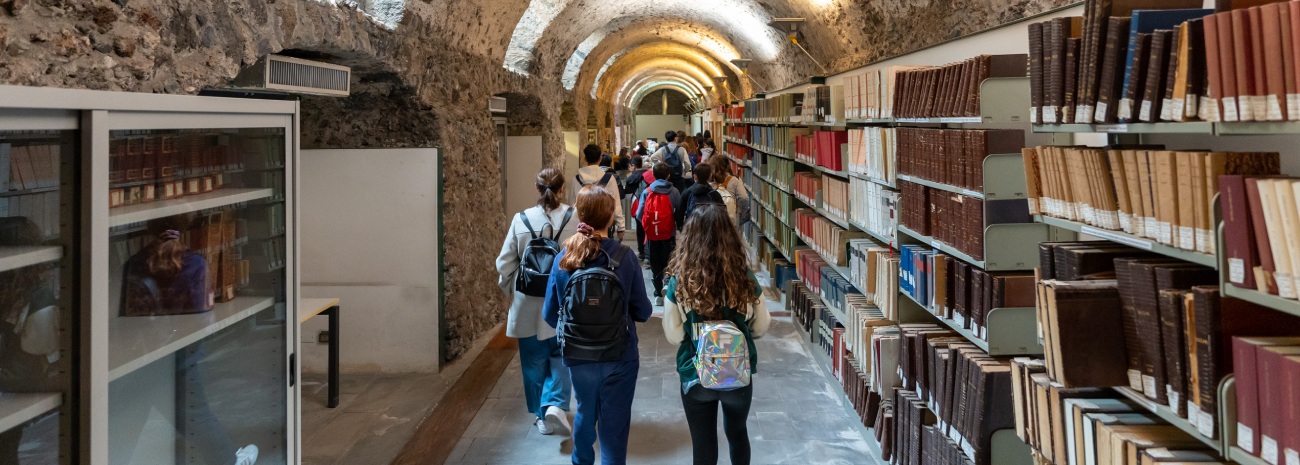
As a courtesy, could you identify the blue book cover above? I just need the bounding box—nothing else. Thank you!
[1121,9,1215,105]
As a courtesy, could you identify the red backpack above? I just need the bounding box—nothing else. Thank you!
[640,191,676,241]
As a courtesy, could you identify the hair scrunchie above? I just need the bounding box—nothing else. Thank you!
[160,229,181,241]
[576,222,595,236]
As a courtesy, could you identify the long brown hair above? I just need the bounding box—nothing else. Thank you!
[145,216,190,277]
[536,167,565,211]
[666,205,758,318]
[558,185,616,271]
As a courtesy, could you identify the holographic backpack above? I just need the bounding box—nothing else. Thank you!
[694,319,752,391]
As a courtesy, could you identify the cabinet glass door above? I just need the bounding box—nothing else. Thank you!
[0,127,75,465]
[104,127,288,465]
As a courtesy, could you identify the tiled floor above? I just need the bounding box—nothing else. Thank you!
[442,313,881,465]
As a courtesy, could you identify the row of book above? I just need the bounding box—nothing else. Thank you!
[793,247,857,317]
[741,93,802,123]
[899,246,1036,340]
[892,325,1017,465]
[1221,175,1300,301]
[888,54,1028,119]
[795,85,843,124]
[896,128,1024,193]
[1,193,60,240]
[1232,336,1300,465]
[849,178,899,245]
[722,106,745,122]
[755,206,795,259]
[844,66,922,120]
[793,208,866,267]
[792,172,823,209]
[1033,242,1300,442]
[725,143,753,166]
[2,143,61,192]
[756,154,793,191]
[1009,358,1227,465]
[847,127,897,184]
[794,130,849,172]
[751,176,793,226]
[112,209,253,316]
[747,125,806,157]
[1022,146,1279,255]
[787,280,832,350]
[899,180,990,261]
[847,240,889,302]
[725,125,748,144]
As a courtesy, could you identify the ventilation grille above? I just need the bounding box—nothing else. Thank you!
[489,97,508,113]
[236,55,351,97]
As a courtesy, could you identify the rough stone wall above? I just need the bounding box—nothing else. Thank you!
[635,89,691,116]
[300,73,441,149]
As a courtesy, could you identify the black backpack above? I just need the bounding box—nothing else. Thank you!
[514,208,574,297]
[662,145,685,178]
[558,246,630,362]
[680,187,724,226]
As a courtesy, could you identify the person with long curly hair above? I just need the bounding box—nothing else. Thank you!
[661,206,771,465]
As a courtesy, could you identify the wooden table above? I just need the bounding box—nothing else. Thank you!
[300,298,341,408]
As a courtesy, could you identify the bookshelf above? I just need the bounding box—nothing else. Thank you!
[1034,120,1300,136]
[0,86,302,464]
[897,223,1049,272]
[899,292,1042,356]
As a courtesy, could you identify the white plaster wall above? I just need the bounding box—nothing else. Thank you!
[635,115,689,144]
[505,136,544,215]
[299,148,441,373]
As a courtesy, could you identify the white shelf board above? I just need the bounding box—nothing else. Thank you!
[848,172,897,189]
[0,246,62,273]
[110,188,274,227]
[897,225,987,269]
[1033,215,1217,269]
[109,296,276,380]
[896,174,984,199]
[1227,447,1269,465]
[0,392,61,432]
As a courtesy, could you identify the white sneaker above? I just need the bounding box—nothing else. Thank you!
[234,444,259,465]
[655,296,665,306]
[536,418,553,435]
[543,405,571,436]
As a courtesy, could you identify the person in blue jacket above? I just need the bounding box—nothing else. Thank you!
[543,185,653,465]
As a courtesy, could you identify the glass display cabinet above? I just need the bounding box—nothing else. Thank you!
[0,86,300,465]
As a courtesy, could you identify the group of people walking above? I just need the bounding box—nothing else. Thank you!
[495,133,765,465]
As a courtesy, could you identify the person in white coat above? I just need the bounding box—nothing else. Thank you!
[495,167,576,437]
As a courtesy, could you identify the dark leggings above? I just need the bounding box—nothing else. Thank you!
[680,384,753,465]
[647,238,675,296]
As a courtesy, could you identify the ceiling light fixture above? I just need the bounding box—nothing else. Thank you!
[711,76,742,102]
[771,18,829,75]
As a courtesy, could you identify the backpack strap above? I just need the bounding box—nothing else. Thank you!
[576,174,586,187]
[607,245,628,271]
[599,172,614,187]
[519,212,540,240]
[553,207,575,241]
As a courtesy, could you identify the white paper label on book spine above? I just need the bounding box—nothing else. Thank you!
[1161,98,1174,121]
[1080,105,1094,122]
[1179,227,1195,251]
[1240,424,1256,452]
[1142,376,1158,398]
[1223,97,1240,122]
[1171,99,1186,121]
[1094,103,1108,123]
[1128,370,1143,391]
[1277,273,1297,299]
[1196,412,1214,437]
[1118,99,1134,121]
[1139,100,1154,121]
[1043,106,1058,124]
[1197,229,1214,255]
[1251,95,1268,121]
[1063,106,1076,123]
[1269,96,1286,121]
[1230,258,1248,284]
[1028,198,1038,214]
[1200,97,1217,121]
[1166,388,1179,411]
[1289,95,1300,120]
[1287,449,1299,465]
[1264,437,1281,464]
[1030,109,1038,124]
[1187,94,1201,118]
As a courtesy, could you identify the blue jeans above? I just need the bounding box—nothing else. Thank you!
[517,336,571,419]
[569,360,639,465]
